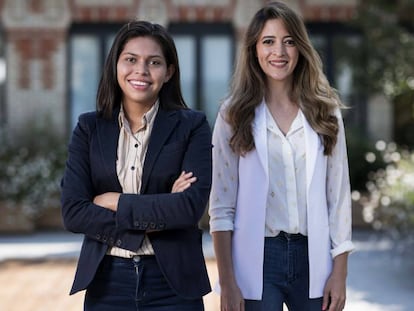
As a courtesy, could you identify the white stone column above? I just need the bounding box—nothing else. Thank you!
[367,94,393,142]
[136,0,168,26]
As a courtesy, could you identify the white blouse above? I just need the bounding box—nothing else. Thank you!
[265,107,307,237]
[107,101,159,258]
[209,101,354,258]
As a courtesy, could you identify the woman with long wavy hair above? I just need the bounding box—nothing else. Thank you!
[209,2,354,311]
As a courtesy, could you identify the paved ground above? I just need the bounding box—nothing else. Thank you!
[0,229,413,311]
[346,230,414,311]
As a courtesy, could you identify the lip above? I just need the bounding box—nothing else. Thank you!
[128,79,151,89]
[269,60,288,67]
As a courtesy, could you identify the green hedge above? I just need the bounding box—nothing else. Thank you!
[0,124,66,217]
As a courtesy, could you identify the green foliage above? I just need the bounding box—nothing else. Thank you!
[346,127,385,191]
[0,123,67,217]
[361,141,414,239]
[350,0,414,98]
[349,2,414,242]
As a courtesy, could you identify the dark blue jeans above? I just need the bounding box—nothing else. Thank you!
[84,255,204,311]
[245,232,323,311]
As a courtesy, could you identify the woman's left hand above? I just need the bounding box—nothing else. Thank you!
[322,273,346,311]
[322,252,349,311]
[93,192,121,211]
[171,171,197,193]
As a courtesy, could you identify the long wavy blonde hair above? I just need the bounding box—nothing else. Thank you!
[226,1,343,156]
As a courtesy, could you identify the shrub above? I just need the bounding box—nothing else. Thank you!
[360,141,414,246]
[346,127,385,191]
[0,123,66,218]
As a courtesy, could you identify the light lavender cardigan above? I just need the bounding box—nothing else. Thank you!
[209,100,354,299]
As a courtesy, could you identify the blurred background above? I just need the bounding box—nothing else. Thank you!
[0,0,413,310]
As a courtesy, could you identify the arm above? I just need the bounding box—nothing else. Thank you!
[93,171,197,211]
[60,113,121,242]
[323,252,349,311]
[323,110,355,311]
[209,106,243,310]
[115,112,212,231]
[327,111,354,256]
[61,112,211,244]
[212,231,245,311]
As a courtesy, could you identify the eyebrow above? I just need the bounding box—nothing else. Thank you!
[121,52,163,58]
[260,35,293,40]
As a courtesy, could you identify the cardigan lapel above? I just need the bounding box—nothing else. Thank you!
[301,111,320,192]
[252,101,268,177]
[140,108,179,193]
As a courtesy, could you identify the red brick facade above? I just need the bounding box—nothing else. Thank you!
[0,0,358,132]
[303,5,355,21]
[10,30,65,90]
[2,0,358,90]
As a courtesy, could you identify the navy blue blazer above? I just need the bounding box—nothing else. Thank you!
[61,106,212,298]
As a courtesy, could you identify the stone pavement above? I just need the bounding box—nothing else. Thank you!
[0,232,219,311]
[346,230,414,311]
[0,229,413,311]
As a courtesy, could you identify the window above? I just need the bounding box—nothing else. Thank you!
[69,23,235,130]
[68,24,120,129]
[169,23,235,126]
[307,23,365,132]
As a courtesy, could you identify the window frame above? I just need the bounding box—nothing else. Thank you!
[0,26,5,126]
[67,23,122,132]
[168,22,235,123]
[306,22,366,133]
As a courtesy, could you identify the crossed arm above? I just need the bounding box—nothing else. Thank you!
[93,171,197,211]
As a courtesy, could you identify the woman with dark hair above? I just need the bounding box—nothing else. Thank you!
[209,2,354,311]
[61,20,212,310]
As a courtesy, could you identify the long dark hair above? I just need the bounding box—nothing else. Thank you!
[227,1,342,156]
[97,20,187,118]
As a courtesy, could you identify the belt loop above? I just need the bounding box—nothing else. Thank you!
[285,232,291,241]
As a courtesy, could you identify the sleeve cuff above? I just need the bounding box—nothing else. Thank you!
[331,240,355,258]
[209,219,234,233]
[116,194,131,230]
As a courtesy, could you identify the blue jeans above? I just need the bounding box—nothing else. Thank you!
[84,255,204,311]
[245,232,323,311]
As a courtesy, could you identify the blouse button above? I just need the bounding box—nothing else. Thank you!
[134,143,139,148]
[131,166,135,170]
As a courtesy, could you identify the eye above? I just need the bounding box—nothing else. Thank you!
[262,39,274,45]
[149,60,162,66]
[283,38,296,46]
[126,57,136,63]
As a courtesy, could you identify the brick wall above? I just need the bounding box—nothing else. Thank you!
[0,0,358,134]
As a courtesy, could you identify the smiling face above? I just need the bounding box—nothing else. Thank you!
[117,36,174,110]
[256,18,299,88]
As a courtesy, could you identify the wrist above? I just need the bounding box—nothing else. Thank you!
[332,252,349,278]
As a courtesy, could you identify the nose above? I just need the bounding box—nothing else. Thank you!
[272,41,285,56]
[134,61,148,75]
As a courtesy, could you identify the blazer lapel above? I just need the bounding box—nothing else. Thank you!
[96,109,122,190]
[141,108,179,193]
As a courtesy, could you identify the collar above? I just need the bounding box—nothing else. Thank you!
[118,100,160,133]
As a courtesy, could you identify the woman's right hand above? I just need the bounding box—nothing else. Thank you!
[220,281,245,311]
[171,171,197,193]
